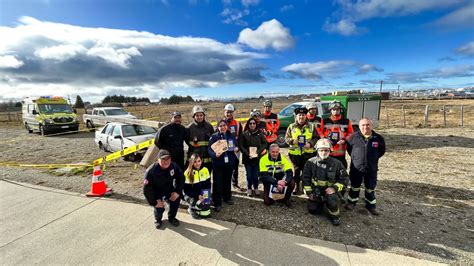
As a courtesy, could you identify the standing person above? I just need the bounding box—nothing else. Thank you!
[345,118,385,215]
[208,120,239,212]
[186,105,214,172]
[154,111,186,170]
[245,109,266,132]
[285,107,319,195]
[306,102,322,135]
[223,103,243,190]
[143,149,184,229]
[302,139,349,226]
[239,118,267,197]
[262,100,280,146]
[259,144,294,207]
[183,153,212,219]
[320,101,353,169]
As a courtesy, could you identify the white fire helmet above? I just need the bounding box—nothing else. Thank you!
[192,105,205,116]
[224,104,235,111]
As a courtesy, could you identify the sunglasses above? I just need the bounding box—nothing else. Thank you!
[249,122,256,125]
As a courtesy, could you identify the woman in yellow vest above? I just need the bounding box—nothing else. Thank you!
[183,153,212,219]
[285,107,319,195]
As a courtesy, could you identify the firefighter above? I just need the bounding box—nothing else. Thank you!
[285,107,319,195]
[345,118,385,215]
[143,149,184,229]
[262,100,280,146]
[306,102,322,135]
[320,101,353,169]
[259,143,295,207]
[154,111,187,170]
[224,103,243,190]
[302,138,349,226]
[186,105,214,172]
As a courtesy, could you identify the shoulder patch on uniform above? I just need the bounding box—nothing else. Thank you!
[143,179,149,185]
[170,169,175,176]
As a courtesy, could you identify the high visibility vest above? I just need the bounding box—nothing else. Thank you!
[321,116,353,157]
[184,167,211,184]
[287,123,316,156]
[263,112,280,143]
[259,153,292,180]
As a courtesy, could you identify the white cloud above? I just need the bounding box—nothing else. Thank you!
[0,17,267,102]
[382,64,474,83]
[324,0,466,35]
[238,19,295,51]
[455,41,474,57]
[432,2,474,29]
[35,44,87,61]
[0,55,24,68]
[280,5,294,12]
[242,0,259,7]
[281,60,356,80]
[323,19,363,36]
[281,60,385,80]
[357,64,384,75]
[221,8,250,26]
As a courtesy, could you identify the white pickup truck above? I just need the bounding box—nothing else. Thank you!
[83,107,137,128]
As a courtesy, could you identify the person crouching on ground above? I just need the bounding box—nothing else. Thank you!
[259,144,295,207]
[208,119,238,212]
[143,149,184,229]
[239,117,267,197]
[302,139,349,226]
[183,153,212,219]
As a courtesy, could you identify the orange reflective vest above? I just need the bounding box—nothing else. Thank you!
[263,112,280,143]
[321,115,353,157]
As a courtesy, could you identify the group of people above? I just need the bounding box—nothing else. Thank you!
[143,100,385,229]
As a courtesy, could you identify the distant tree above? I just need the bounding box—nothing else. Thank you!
[74,95,85,108]
[102,94,150,104]
[259,95,264,100]
[15,102,22,108]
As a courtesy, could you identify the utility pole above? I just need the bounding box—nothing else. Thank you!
[379,80,383,93]
[398,85,400,96]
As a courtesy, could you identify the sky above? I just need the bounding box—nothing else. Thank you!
[0,0,473,103]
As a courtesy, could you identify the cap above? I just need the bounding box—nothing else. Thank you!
[294,107,308,115]
[171,111,181,118]
[158,149,171,159]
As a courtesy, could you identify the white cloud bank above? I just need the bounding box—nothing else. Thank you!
[0,16,266,102]
[281,60,383,80]
[238,19,295,51]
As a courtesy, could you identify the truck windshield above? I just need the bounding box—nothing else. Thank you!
[38,104,73,114]
[122,125,157,137]
[279,104,303,116]
[104,109,129,116]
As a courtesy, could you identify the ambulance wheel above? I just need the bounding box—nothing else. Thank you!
[39,125,48,136]
[25,123,33,133]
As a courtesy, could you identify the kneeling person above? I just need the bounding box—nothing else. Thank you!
[259,144,295,207]
[143,149,184,229]
[183,153,212,219]
[302,139,348,226]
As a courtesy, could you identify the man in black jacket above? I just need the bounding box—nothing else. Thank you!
[155,111,187,170]
[346,118,386,215]
[143,149,184,229]
[186,105,214,171]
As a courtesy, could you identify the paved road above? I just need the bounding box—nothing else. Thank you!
[0,179,443,265]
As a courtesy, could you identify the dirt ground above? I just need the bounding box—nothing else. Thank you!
[0,122,473,264]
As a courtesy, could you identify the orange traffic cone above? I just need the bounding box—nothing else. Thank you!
[86,165,112,197]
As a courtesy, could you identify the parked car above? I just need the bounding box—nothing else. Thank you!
[83,107,137,128]
[94,122,157,161]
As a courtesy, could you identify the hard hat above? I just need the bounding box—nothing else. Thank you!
[329,101,342,110]
[306,102,318,110]
[316,138,332,150]
[192,105,205,116]
[263,100,272,107]
[224,104,235,111]
[250,108,262,118]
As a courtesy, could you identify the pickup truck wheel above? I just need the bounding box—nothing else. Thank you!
[86,121,95,130]
[276,129,288,148]
[125,153,136,162]
[25,123,33,133]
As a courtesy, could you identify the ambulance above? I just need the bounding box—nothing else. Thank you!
[22,96,79,135]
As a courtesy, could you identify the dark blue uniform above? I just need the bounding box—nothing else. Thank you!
[346,130,385,210]
[143,162,184,224]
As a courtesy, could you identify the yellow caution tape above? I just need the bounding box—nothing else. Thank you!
[210,117,249,126]
[92,139,154,166]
